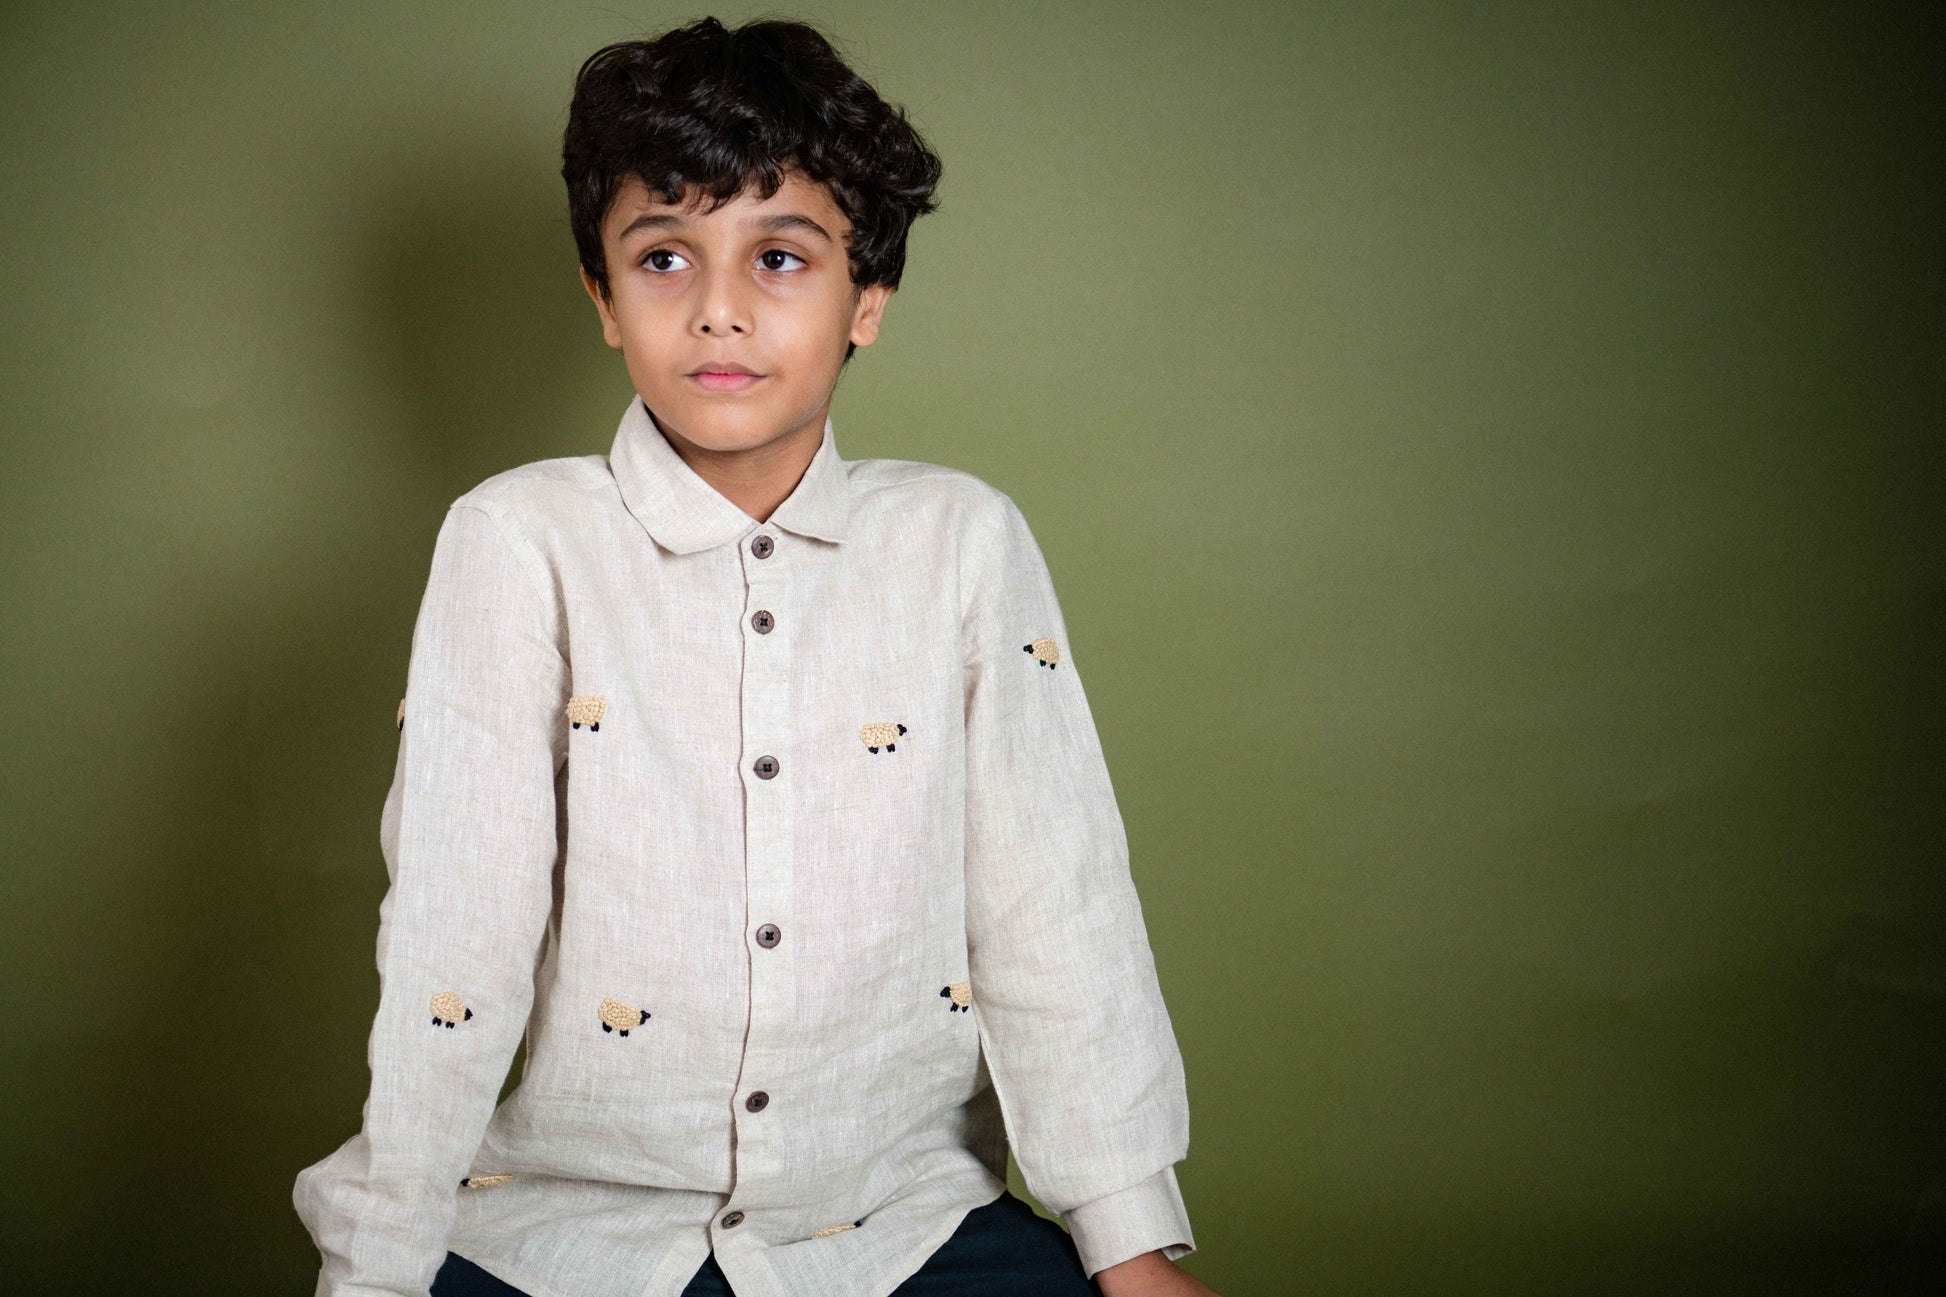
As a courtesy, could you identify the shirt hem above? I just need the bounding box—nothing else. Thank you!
[858,1176,1008,1297]
[448,1248,581,1297]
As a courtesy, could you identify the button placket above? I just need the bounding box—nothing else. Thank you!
[733,525,797,1190]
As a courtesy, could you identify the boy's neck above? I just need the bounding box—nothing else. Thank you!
[646,405,826,524]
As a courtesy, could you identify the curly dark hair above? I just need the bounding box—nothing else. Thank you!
[562,16,944,363]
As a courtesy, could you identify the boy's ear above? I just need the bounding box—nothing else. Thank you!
[580,265,623,350]
[848,283,894,350]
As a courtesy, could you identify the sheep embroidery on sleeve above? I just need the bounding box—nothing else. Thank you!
[810,1220,865,1239]
[1023,637,1061,668]
[566,694,607,731]
[429,991,473,1028]
[860,721,906,753]
[460,1174,515,1189]
[598,997,651,1036]
[940,981,972,1012]
[396,697,406,730]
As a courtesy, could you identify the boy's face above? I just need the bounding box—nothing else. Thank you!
[580,170,891,459]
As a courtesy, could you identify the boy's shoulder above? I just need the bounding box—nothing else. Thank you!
[842,453,1015,515]
[831,455,1034,568]
[448,452,614,524]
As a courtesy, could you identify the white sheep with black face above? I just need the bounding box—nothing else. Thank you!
[940,981,972,1012]
[598,996,650,1036]
[1023,637,1060,668]
[460,1174,514,1189]
[566,694,607,731]
[429,991,472,1028]
[860,721,906,753]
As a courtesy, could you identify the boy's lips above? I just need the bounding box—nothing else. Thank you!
[688,370,766,392]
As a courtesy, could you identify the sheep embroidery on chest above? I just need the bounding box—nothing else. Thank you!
[1023,637,1061,668]
[940,981,972,1012]
[460,1174,515,1189]
[429,991,472,1028]
[598,997,651,1036]
[566,694,607,731]
[860,721,907,753]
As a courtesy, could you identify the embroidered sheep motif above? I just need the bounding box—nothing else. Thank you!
[860,722,906,753]
[396,697,406,730]
[429,991,473,1028]
[1023,637,1061,668]
[598,997,651,1036]
[940,981,972,1012]
[810,1220,865,1239]
[460,1174,515,1189]
[567,695,607,731]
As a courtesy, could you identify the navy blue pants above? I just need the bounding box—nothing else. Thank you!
[430,1189,1104,1296]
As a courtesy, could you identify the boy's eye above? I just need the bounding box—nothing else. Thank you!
[640,248,808,273]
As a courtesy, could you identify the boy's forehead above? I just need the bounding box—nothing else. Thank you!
[604,172,846,238]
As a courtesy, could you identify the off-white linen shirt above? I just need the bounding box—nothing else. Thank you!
[292,395,1195,1297]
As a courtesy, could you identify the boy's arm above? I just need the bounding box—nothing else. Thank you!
[961,492,1196,1279]
[293,503,567,1297]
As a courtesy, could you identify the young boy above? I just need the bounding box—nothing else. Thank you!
[294,17,1212,1297]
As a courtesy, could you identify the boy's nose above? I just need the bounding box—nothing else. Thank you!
[694,270,753,335]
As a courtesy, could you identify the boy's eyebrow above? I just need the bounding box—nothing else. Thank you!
[615,211,835,244]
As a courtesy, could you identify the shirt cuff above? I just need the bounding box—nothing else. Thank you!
[1061,1164,1197,1279]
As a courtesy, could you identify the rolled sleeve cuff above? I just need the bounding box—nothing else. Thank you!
[1062,1164,1197,1279]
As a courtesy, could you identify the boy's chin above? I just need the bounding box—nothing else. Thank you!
[646,399,800,455]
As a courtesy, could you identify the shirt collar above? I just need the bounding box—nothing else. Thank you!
[608,394,854,554]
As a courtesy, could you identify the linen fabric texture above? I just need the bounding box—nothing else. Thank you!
[291,395,1195,1297]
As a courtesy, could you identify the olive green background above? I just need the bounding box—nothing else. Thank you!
[1,2,1940,1293]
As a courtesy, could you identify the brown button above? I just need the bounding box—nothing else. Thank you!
[751,609,774,634]
[755,923,781,948]
[745,1090,769,1112]
[753,754,779,779]
[721,1210,745,1229]
[749,534,775,559]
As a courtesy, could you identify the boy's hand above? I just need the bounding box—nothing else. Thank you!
[1094,1249,1222,1297]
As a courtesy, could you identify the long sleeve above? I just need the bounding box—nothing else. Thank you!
[960,491,1196,1278]
[293,503,568,1297]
